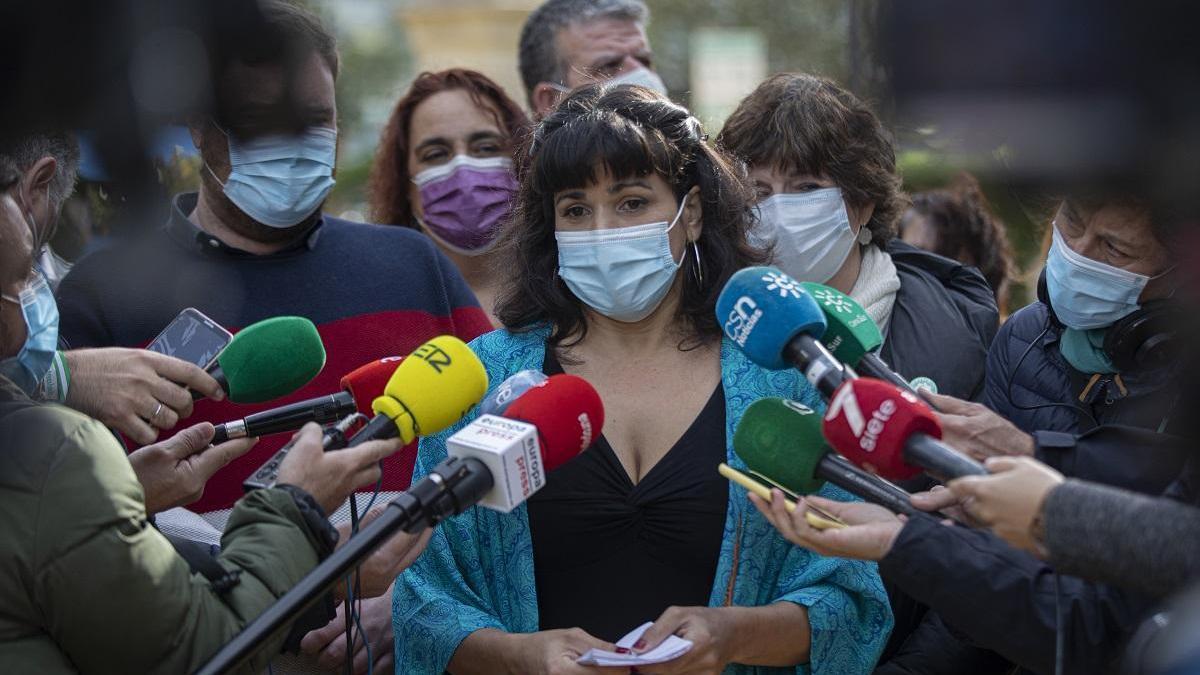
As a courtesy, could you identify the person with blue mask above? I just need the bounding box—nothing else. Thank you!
[393,83,891,675]
[774,195,1189,675]
[0,131,232,445]
[52,2,492,672]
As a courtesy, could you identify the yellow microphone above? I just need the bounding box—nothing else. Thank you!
[353,335,489,445]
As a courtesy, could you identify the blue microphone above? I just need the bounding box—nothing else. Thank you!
[479,369,550,417]
[716,266,851,398]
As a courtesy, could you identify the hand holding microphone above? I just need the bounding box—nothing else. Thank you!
[947,456,1065,555]
[924,392,1035,461]
[63,348,226,445]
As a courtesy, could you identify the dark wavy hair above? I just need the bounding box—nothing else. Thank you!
[368,69,531,227]
[906,173,1016,310]
[494,84,765,347]
[717,72,906,245]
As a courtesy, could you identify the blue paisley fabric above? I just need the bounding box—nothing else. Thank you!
[393,325,892,674]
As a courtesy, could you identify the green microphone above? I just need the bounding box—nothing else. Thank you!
[733,397,925,516]
[201,316,326,403]
[799,282,932,400]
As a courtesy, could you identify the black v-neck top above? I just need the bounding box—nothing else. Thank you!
[527,351,729,642]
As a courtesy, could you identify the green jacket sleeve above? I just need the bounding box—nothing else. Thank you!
[29,410,323,674]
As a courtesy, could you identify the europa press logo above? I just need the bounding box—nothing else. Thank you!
[762,271,803,299]
[812,288,854,314]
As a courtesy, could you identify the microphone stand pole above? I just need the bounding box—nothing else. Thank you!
[196,457,490,675]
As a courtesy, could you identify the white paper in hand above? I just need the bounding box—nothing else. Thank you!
[575,621,693,667]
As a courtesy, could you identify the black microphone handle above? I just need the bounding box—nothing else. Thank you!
[856,353,915,393]
[245,391,356,437]
[213,392,358,444]
[784,334,854,399]
[815,453,922,516]
[856,353,942,413]
[905,433,988,480]
[196,456,493,675]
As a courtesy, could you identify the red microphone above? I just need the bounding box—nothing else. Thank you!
[340,356,405,415]
[444,373,604,512]
[821,377,986,481]
[238,357,404,491]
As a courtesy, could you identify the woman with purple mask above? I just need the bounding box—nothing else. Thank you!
[369,69,532,324]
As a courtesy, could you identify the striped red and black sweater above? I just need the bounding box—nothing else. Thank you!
[56,192,492,512]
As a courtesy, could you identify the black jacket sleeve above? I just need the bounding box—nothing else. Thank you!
[878,514,1155,675]
[1035,426,1190,498]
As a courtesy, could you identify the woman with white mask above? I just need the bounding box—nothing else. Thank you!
[369,69,531,325]
[718,73,999,407]
[393,83,891,675]
[719,72,1001,670]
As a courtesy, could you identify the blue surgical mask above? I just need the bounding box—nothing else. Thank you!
[206,126,337,228]
[1,267,59,395]
[1046,225,1166,330]
[555,195,688,323]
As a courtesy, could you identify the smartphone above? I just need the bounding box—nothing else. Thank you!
[147,308,232,370]
[718,463,847,530]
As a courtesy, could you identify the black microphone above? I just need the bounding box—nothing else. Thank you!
[212,392,356,444]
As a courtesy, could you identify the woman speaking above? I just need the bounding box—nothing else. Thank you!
[393,84,890,675]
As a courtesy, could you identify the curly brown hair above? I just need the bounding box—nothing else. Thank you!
[495,83,766,347]
[716,73,906,245]
[906,173,1016,310]
[367,69,531,227]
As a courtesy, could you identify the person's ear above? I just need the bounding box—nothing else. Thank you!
[19,156,58,237]
[531,83,566,119]
[683,185,703,241]
[849,200,876,233]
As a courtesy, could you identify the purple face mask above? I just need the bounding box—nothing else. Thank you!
[413,155,518,254]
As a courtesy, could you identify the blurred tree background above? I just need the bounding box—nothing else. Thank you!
[104,0,1048,307]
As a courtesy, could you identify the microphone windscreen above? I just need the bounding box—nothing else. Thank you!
[800,282,883,367]
[733,397,827,495]
[479,370,550,417]
[216,316,326,403]
[373,336,488,443]
[716,266,827,370]
[821,378,942,481]
[340,356,404,414]
[503,373,604,473]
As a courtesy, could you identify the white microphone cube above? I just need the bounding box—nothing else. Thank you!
[446,414,545,513]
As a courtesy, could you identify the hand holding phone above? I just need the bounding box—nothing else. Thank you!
[719,463,846,530]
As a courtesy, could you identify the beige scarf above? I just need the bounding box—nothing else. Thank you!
[849,244,901,337]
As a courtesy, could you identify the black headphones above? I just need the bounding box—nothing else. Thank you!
[1037,268,1181,373]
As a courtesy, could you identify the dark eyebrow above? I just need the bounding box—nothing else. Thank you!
[467,130,505,143]
[609,179,651,193]
[589,53,625,70]
[555,190,586,205]
[414,136,451,153]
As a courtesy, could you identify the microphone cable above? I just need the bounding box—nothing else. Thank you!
[1005,323,1099,428]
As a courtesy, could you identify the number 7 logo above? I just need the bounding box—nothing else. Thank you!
[825,382,865,438]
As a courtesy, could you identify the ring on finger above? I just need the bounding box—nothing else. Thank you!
[151,401,164,421]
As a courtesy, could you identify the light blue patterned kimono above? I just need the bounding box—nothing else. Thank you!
[393,326,892,674]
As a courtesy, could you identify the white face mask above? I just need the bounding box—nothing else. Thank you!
[606,67,668,95]
[756,187,857,284]
[550,67,669,97]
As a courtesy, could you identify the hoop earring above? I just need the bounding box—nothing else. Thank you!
[690,240,703,285]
